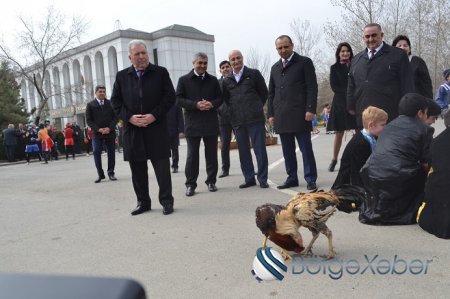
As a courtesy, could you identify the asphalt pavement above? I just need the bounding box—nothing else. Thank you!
[0,120,449,298]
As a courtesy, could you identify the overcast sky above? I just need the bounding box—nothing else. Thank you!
[0,0,341,74]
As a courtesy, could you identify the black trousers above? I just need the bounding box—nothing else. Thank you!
[129,158,174,208]
[185,135,218,188]
[219,124,233,172]
[169,134,180,168]
[4,145,16,162]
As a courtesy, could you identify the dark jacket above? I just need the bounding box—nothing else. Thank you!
[85,99,117,139]
[176,70,222,137]
[217,77,232,126]
[359,115,433,225]
[419,127,450,239]
[111,64,175,162]
[268,52,318,133]
[410,55,433,99]
[327,62,356,131]
[2,128,19,145]
[347,42,414,128]
[222,66,268,128]
[332,130,370,189]
[166,105,184,136]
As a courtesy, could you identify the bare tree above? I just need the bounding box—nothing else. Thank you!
[289,19,325,71]
[0,6,87,124]
[245,47,272,84]
[324,0,386,52]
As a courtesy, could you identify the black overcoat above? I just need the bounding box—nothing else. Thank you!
[110,64,175,162]
[268,52,318,133]
[175,70,222,137]
[419,127,450,239]
[332,130,370,189]
[410,56,433,99]
[347,43,414,128]
[327,62,356,131]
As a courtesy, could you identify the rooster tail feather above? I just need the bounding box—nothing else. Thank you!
[332,184,366,213]
[275,206,300,236]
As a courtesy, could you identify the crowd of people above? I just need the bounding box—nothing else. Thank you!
[2,22,449,238]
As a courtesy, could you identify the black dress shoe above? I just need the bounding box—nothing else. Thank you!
[162,206,174,215]
[94,174,106,183]
[172,167,178,173]
[277,182,299,189]
[218,171,229,178]
[260,182,269,188]
[185,186,195,196]
[108,175,117,181]
[328,160,337,172]
[307,182,318,191]
[208,183,218,192]
[239,181,256,189]
[131,205,151,216]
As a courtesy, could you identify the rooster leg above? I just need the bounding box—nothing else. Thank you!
[262,236,268,248]
[323,227,336,260]
[280,248,292,260]
[302,231,320,257]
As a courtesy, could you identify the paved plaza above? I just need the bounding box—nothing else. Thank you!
[1,121,449,298]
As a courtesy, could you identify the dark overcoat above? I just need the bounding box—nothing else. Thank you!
[347,42,414,127]
[110,64,175,162]
[268,52,318,133]
[419,127,450,239]
[327,62,356,131]
[175,70,222,137]
[331,130,370,189]
[410,56,433,99]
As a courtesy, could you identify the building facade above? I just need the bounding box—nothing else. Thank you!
[20,24,215,129]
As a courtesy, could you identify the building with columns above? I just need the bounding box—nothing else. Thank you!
[19,24,215,129]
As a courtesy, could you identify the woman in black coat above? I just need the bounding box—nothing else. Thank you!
[327,42,357,171]
[392,35,433,99]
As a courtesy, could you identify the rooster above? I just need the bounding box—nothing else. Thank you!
[255,204,304,260]
[255,185,365,260]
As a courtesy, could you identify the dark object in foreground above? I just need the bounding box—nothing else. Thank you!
[0,272,146,299]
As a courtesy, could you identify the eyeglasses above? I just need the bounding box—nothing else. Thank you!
[364,33,379,39]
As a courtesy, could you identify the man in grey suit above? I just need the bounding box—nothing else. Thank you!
[2,124,20,162]
[268,35,318,191]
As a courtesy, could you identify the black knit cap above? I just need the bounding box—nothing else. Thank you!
[444,69,450,80]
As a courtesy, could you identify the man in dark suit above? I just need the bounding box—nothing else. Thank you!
[268,35,318,191]
[2,124,20,162]
[111,40,175,216]
[222,50,269,189]
[217,60,233,178]
[166,104,184,174]
[176,52,222,196]
[347,23,414,128]
[86,85,117,183]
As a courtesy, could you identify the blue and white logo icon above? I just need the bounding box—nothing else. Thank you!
[251,247,287,282]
